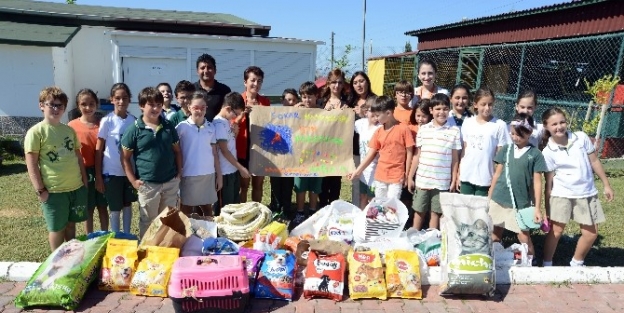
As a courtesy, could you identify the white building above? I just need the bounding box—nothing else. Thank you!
[0,0,320,135]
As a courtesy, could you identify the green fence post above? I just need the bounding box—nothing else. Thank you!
[413,54,420,87]
[455,50,463,84]
[475,48,485,89]
[599,34,624,157]
[514,45,527,100]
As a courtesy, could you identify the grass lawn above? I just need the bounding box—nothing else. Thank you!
[1,158,623,266]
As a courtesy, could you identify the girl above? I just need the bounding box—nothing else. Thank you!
[409,98,433,129]
[353,98,380,209]
[459,87,510,196]
[320,69,349,208]
[68,89,108,234]
[410,60,449,107]
[515,90,543,147]
[447,84,473,127]
[488,113,548,259]
[348,71,377,205]
[157,82,179,120]
[281,88,299,106]
[540,108,614,267]
[95,83,136,234]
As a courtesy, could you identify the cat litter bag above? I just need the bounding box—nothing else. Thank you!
[15,234,113,310]
[439,193,495,296]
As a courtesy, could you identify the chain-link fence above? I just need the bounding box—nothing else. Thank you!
[373,32,624,159]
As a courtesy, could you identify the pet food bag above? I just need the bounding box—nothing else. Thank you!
[99,238,139,291]
[348,249,386,300]
[293,240,311,292]
[255,221,288,248]
[284,235,314,253]
[239,247,265,295]
[255,250,296,301]
[385,250,422,299]
[404,228,442,266]
[15,234,113,310]
[439,193,495,296]
[354,198,409,243]
[303,251,346,301]
[129,246,179,297]
[202,237,239,255]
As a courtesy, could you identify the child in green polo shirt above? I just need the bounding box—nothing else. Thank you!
[25,86,89,251]
[168,80,196,126]
[121,87,182,237]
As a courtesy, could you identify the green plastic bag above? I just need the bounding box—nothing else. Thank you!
[15,233,113,310]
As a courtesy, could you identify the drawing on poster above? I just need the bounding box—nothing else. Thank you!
[259,124,293,154]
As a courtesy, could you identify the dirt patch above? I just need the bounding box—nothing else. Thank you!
[0,208,30,218]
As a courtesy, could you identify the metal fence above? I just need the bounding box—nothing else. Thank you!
[375,32,624,159]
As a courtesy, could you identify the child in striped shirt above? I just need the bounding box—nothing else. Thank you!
[407,93,461,230]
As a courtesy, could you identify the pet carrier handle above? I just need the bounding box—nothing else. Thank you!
[196,257,218,265]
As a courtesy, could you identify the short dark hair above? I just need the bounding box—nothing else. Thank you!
[244,66,264,81]
[299,81,318,96]
[138,87,164,107]
[394,80,414,94]
[156,82,172,91]
[223,92,245,111]
[174,80,196,96]
[282,88,298,101]
[410,98,433,125]
[191,90,210,104]
[196,54,216,69]
[370,95,396,112]
[430,93,451,108]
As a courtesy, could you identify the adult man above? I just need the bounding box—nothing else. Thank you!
[194,54,232,122]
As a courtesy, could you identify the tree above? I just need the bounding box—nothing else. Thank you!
[334,44,353,70]
[66,0,76,4]
[404,41,413,53]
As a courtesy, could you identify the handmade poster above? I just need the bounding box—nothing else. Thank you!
[249,106,355,177]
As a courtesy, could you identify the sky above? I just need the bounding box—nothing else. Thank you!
[47,0,566,68]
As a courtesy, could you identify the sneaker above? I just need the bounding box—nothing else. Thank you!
[292,212,307,225]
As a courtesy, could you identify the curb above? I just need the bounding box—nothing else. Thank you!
[3,261,624,285]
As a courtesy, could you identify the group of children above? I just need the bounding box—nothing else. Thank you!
[25,56,614,266]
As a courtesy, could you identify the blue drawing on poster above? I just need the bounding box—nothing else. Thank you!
[259,124,293,154]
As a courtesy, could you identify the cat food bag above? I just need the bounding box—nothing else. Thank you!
[99,238,139,291]
[255,221,288,248]
[439,193,495,296]
[303,251,346,301]
[129,246,179,297]
[385,250,422,299]
[348,249,386,300]
[239,247,265,295]
[15,234,113,310]
[255,249,296,301]
[319,215,355,245]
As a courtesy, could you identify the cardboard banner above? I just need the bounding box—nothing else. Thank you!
[249,106,356,177]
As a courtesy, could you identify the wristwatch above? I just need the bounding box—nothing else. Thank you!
[36,188,47,196]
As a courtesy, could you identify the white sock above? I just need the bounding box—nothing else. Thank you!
[570,258,584,267]
[122,206,132,234]
[110,211,121,232]
[543,261,553,267]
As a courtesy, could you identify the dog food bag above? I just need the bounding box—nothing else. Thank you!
[439,193,495,296]
[385,250,422,299]
[99,238,139,291]
[239,247,265,295]
[303,251,346,301]
[129,246,179,297]
[15,234,113,310]
[255,249,296,301]
[294,240,311,292]
[284,235,314,253]
[348,249,386,300]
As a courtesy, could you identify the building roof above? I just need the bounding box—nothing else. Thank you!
[367,51,418,61]
[0,21,79,46]
[0,0,271,37]
[405,0,608,36]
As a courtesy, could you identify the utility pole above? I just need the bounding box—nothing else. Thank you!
[331,32,335,70]
[362,0,366,71]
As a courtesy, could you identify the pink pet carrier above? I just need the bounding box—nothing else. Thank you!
[168,256,250,313]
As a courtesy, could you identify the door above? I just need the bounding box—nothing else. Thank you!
[122,57,187,117]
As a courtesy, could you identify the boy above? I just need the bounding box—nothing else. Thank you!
[354,98,381,209]
[25,87,88,251]
[214,92,250,212]
[407,94,461,230]
[348,96,415,200]
[292,82,323,225]
[168,80,196,126]
[270,89,298,218]
[194,54,232,122]
[235,66,271,203]
[121,87,182,237]
[394,80,415,125]
[176,91,222,216]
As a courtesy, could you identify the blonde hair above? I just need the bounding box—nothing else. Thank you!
[39,86,68,106]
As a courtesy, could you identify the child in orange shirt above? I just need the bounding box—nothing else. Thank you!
[349,96,415,199]
[68,89,109,234]
[394,80,414,125]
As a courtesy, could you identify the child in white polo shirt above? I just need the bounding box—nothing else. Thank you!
[540,107,614,267]
[407,93,461,230]
[175,91,222,216]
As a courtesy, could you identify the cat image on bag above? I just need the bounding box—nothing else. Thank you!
[456,219,490,255]
[36,240,86,289]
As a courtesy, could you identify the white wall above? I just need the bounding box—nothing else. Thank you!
[69,26,115,101]
[0,44,54,117]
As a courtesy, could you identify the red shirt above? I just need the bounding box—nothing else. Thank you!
[236,92,271,159]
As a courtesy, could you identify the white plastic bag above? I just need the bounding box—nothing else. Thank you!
[290,200,360,240]
[493,242,530,267]
[354,197,409,243]
[404,228,442,266]
[189,217,218,239]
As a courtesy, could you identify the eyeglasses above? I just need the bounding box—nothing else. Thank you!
[396,91,413,96]
[43,102,65,110]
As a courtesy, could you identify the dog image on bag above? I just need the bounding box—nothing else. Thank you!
[385,250,422,299]
[130,246,179,297]
[34,240,86,289]
[348,249,386,300]
[304,251,346,301]
[255,249,296,301]
[99,239,138,291]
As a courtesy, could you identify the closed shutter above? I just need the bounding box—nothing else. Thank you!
[191,49,251,91]
[119,46,187,59]
[255,51,312,96]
